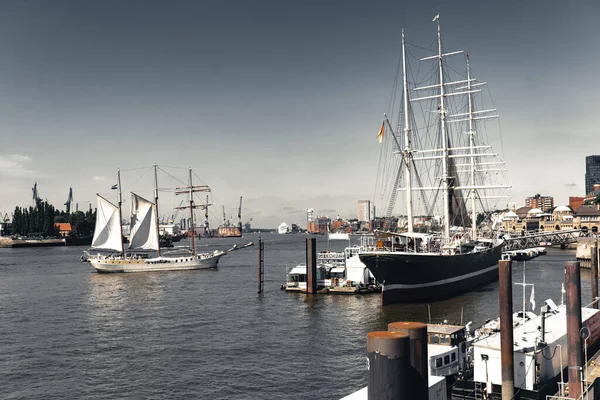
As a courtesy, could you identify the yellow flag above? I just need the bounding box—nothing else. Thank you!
[377,123,384,143]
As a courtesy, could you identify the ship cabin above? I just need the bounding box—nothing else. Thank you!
[285,264,332,291]
[427,324,469,377]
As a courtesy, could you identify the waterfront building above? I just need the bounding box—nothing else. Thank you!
[524,194,554,212]
[576,205,600,232]
[357,200,371,222]
[570,196,585,211]
[54,223,72,237]
[502,204,600,233]
[586,155,600,195]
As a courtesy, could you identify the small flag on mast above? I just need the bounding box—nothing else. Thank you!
[529,286,535,311]
[432,13,439,22]
[111,184,118,190]
[377,122,384,143]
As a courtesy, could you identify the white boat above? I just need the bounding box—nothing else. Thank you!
[84,165,251,273]
[472,298,600,393]
[328,231,350,240]
[278,222,289,234]
[314,246,378,289]
[340,322,472,400]
[284,263,332,291]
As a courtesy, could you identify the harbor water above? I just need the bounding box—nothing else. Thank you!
[0,233,585,399]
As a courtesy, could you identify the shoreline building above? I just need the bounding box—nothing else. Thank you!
[586,155,600,195]
[524,194,554,213]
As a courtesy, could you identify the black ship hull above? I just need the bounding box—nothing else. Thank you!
[359,242,504,305]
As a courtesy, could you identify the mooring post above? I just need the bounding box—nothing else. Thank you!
[258,237,264,294]
[306,237,317,294]
[367,331,410,400]
[499,259,515,400]
[387,321,428,399]
[566,260,583,399]
[592,243,598,308]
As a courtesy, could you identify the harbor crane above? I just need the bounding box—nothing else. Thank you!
[32,182,41,204]
[64,187,73,214]
[238,196,243,231]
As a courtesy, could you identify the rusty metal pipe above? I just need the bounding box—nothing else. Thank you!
[566,260,583,399]
[387,321,428,399]
[306,238,317,294]
[367,331,410,400]
[499,259,514,400]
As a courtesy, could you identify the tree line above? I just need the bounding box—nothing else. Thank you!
[11,200,96,238]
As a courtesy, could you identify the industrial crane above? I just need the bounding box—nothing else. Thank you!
[64,187,73,214]
[238,196,243,231]
[32,182,40,204]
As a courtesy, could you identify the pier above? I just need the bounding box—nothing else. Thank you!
[503,229,587,251]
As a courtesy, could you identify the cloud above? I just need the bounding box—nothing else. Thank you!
[564,183,577,188]
[0,154,39,178]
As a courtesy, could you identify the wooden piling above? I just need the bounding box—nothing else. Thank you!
[387,321,428,399]
[367,331,410,400]
[566,260,583,399]
[258,237,264,294]
[306,238,317,294]
[592,243,598,308]
[499,259,515,400]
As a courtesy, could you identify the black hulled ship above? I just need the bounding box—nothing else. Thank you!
[359,17,510,305]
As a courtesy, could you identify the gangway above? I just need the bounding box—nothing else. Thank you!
[503,229,589,251]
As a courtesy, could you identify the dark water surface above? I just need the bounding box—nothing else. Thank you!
[0,233,582,399]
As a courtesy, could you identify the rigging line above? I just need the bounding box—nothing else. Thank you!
[157,166,187,187]
[122,167,153,194]
[120,165,154,172]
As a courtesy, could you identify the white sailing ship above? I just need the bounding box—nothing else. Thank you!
[85,165,250,273]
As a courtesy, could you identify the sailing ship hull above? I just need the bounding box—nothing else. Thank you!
[90,252,226,273]
[359,242,504,304]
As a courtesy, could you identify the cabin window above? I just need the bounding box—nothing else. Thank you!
[429,334,439,344]
[435,358,442,368]
[451,352,456,362]
[444,355,450,365]
[440,335,449,344]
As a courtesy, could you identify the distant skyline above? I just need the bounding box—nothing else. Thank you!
[1,0,599,228]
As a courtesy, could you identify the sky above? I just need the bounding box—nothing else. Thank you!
[0,0,599,228]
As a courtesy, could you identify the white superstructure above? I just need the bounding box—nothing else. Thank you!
[278,222,289,234]
[473,299,600,391]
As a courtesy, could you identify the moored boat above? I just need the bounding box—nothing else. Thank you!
[358,17,510,305]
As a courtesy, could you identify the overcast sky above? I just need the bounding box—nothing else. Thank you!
[0,0,598,228]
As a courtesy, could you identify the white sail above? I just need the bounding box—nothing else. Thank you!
[128,193,159,251]
[91,195,123,252]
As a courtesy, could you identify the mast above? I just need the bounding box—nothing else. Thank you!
[175,170,210,249]
[467,53,476,240]
[205,195,209,233]
[436,17,451,242]
[402,29,414,232]
[117,168,124,256]
[154,163,162,256]
[188,168,196,254]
